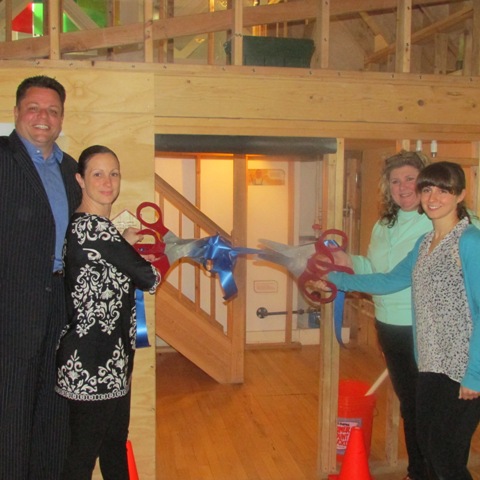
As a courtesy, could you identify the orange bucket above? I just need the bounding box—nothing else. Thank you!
[336,380,376,462]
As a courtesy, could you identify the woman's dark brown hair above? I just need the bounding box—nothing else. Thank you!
[416,161,470,222]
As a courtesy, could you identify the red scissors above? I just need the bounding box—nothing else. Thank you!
[133,201,168,258]
[297,229,353,305]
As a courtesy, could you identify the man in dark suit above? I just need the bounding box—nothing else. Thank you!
[0,76,81,479]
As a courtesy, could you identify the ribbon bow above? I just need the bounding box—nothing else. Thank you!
[189,234,262,300]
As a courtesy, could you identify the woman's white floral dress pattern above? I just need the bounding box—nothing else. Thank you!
[56,213,160,401]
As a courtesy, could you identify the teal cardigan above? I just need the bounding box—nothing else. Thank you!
[329,224,480,391]
[351,210,432,326]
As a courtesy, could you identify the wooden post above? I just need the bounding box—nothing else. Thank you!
[48,0,61,60]
[208,0,216,65]
[472,0,480,75]
[311,0,329,69]
[144,0,154,63]
[231,0,243,66]
[285,160,295,345]
[318,139,345,476]
[396,0,412,73]
[230,155,247,383]
[5,0,12,42]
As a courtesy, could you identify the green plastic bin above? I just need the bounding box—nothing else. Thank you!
[224,36,315,67]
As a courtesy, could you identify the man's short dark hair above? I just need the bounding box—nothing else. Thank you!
[16,75,66,108]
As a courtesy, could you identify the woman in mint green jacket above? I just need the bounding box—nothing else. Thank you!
[329,162,480,480]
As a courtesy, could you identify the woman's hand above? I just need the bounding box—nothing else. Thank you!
[123,227,144,246]
[459,385,480,400]
[310,278,332,292]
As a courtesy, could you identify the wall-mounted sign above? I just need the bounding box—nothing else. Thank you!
[253,280,278,293]
[248,169,285,186]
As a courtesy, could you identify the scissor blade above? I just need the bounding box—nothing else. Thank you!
[163,232,209,265]
[257,239,316,277]
[258,238,315,258]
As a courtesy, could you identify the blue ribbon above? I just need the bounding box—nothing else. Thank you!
[333,292,346,347]
[135,289,150,348]
[189,234,261,300]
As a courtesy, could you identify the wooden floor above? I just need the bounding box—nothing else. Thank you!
[156,342,480,480]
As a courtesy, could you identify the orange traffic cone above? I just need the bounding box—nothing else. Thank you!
[126,440,139,480]
[338,426,373,480]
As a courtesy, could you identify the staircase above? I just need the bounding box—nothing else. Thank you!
[154,174,245,384]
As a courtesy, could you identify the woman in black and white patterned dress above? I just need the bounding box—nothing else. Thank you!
[56,145,162,480]
[326,162,480,479]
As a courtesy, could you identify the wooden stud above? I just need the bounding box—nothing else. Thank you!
[396,0,412,73]
[231,154,248,382]
[144,0,154,63]
[472,0,480,75]
[311,0,329,69]
[231,0,243,66]
[285,160,295,345]
[318,139,345,476]
[48,0,61,60]
[5,0,12,42]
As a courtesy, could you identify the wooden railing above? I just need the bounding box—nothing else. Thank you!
[0,0,473,74]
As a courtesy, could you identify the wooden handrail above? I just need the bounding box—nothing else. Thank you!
[155,174,231,241]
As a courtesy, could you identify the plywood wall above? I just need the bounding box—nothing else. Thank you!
[0,68,156,480]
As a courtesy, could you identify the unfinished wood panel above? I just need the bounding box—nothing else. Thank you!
[3,60,480,142]
[0,68,156,480]
[153,68,480,129]
[154,115,480,142]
